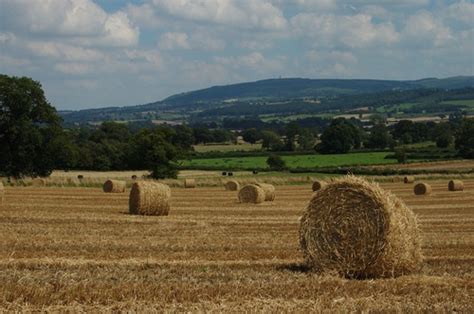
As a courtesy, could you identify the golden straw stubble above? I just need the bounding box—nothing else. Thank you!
[129,181,171,216]
[103,179,126,193]
[238,184,265,204]
[299,176,422,278]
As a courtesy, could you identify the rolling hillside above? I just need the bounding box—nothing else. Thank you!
[60,76,474,124]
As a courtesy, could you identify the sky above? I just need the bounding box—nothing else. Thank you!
[0,0,473,110]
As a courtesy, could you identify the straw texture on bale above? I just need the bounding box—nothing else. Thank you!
[238,184,265,204]
[255,183,275,201]
[448,180,464,191]
[184,179,196,188]
[103,179,126,193]
[312,180,326,192]
[32,178,46,187]
[299,176,422,278]
[129,181,171,216]
[0,182,4,204]
[404,176,415,184]
[414,182,432,195]
[224,180,240,191]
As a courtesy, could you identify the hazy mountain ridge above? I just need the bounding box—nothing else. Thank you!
[60,76,474,124]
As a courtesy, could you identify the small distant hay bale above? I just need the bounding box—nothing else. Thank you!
[131,175,137,180]
[184,179,196,188]
[404,176,415,184]
[414,182,432,195]
[222,171,227,176]
[252,170,258,174]
[0,181,4,204]
[77,175,84,180]
[255,183,275,201]
[299,176,422,278]
[312,180,326,192]
[32,178,46,187]
[103,179,126,193]
[238,184,265,204]
[224,180,240,191]
[448,180,464,191]
[129,181,171,216]
[228,172,234,176]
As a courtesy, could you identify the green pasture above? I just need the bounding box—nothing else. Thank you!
[180,151,395,170]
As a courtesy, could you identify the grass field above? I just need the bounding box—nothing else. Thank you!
[180,152,395,170]
[0,179,472,311]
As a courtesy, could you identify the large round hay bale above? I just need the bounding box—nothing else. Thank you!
[414,182,431,195]
[224,180,240,191]
[103,179,126,193]
[255,183,275,201]
[238,184,265,204]
[312,180,326,192]
[448,180,464,191]
[0,181,4,204]
[184,179,196,188]
[404,176,415,184]
[129,181,171,216]
[299,176,422,278]
[32,178,46,187]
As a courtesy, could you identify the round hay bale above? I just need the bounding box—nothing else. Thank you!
[103,179,126,193]
[255,183,275,201]
[0,181,4,204]
[129,181,171,216]
[448,180,464,191]
[222,171,227,176]
[404,176,415,184]
[312,180,326,192]
[238,184,265,204]
[224,180,240,191]
[184,178,196,188]
[77,175,84,180]
[414,182,432,195]
[31,178,46,187]
[228,172,234,176]
[299,176,422,278]
[131,175,137,180]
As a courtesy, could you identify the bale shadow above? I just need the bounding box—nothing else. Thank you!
[276,262,311,273]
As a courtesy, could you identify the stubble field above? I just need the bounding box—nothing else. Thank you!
[0,179,473,312]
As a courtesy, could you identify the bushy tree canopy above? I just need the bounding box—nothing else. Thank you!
[0,75,63,177]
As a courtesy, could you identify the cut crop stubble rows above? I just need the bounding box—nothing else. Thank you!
[0,180,472,311]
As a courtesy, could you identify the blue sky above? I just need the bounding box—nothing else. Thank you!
[0,0,473,110]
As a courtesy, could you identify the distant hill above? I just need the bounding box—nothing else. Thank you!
[60,76,474,124]
[162,76,474,107]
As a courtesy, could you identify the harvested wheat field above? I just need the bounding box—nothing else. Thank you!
[0,179,473,311]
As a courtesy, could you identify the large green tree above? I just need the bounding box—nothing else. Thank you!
[455,119,474,158]
[0,75,63,177]
[317,118,361,154]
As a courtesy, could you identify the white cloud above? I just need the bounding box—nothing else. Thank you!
[403,11,453,47]
[26,42,105,62]
[0,0,139,47]
[159,32,191,50]
[54,62,92,75]
[149,0,287,30]
[446,1,474,25]
[291,13,399,48]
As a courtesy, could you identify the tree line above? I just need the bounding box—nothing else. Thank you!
[1,74,473,179]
